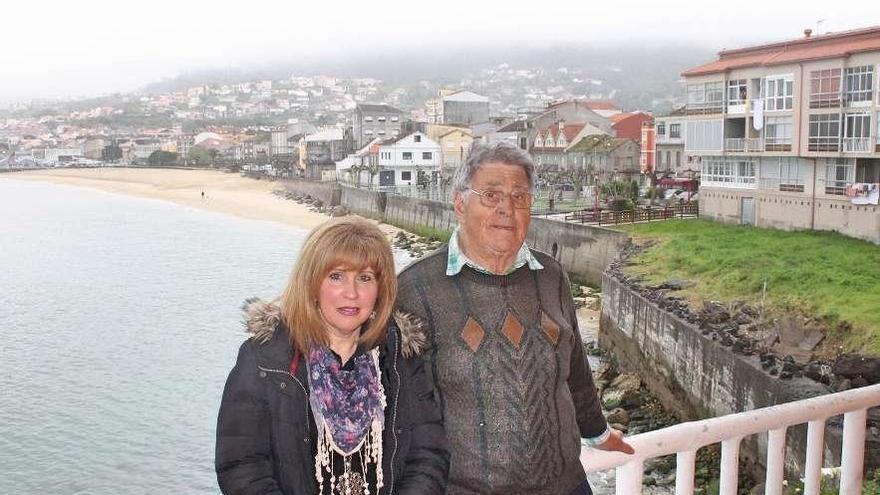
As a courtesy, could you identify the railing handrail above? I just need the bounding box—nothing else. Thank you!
[581,383,880,472]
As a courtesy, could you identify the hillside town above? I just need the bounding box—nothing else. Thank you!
[3,25,880,244]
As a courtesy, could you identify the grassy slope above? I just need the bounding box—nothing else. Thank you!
[616,220,880,355]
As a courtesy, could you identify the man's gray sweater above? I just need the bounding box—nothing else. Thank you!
[396,247,607,495]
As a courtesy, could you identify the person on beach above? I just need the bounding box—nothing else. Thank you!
[215,218,449,495]
[395,142,634,495]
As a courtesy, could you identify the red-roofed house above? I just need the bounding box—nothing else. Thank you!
[681,25,880,243]
[610,111,654,141]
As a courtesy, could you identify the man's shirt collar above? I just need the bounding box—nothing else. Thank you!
[446,228,544,276]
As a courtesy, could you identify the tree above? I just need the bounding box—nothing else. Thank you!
[148,150,179,166]
[187,147,213,166]
[102,144,122,162]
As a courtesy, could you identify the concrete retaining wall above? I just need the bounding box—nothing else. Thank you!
[340,186,385,220]
[384,195,458,233]
[527,218,630,286]
[599,273,848,476]
[279,178,341,207]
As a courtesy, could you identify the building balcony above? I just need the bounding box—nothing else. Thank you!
[725,138,764,153]
[843,137,872,153]
[685,102,724,116]
[764,137,793,152]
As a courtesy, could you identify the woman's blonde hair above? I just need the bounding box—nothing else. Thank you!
[280,217,397,353]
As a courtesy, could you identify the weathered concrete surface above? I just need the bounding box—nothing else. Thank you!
[384,195,458,234]
[527,217,630,286]
[598,273,864,477]
[278,178,341,207]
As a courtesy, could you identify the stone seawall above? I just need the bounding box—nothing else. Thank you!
[276,178,627,286]
[599,272,846,476]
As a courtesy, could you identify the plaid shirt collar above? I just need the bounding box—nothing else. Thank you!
[446,228,543,276]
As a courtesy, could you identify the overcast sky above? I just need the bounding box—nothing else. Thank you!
[2,0,879,104]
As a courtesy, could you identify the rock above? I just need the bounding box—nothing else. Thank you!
[605,408,630,426]
[836,378,852,392]
[852,376,870,388]
[803,362,833,384]
[329,205,349,217]
[602,374,642,410]
[833,354,880,384]
[655,279,694,290]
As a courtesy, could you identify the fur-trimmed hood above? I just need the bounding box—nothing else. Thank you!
[240,297,429,358]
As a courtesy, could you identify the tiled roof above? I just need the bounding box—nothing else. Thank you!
[682,25,880,76]
[610,111,652,125]
[497,120,527,132]
[584,100,619,111]
[567,134,633,153]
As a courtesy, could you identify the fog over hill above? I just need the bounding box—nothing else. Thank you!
[143,43,715,114]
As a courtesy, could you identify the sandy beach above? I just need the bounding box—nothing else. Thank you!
[3,168,353,231]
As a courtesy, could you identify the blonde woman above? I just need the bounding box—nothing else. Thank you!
[216,218,448,495]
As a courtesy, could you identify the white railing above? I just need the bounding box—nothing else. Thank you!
[843,137,872,153]
[582,384,880,494]
[725,138,764,152]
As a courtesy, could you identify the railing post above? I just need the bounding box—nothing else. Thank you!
[840,408,868,494]
[675,450,696,495]
[765,427,788,495]
[803,419,826,495]
[719,437,742,495]
[616,459,644,495]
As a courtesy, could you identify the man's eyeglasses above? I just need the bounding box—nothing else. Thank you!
[469,188,533,209]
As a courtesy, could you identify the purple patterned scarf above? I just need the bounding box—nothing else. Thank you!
[306,345,384,455]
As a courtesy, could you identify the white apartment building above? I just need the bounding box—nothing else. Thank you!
[375,132,441,187]
[681,26,880,243]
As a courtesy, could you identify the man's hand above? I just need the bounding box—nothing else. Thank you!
[595,428,635,455]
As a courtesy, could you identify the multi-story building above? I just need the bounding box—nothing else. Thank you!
[374,132,441,187]
[353,104,406,148]
[442,91,490,125]
[654,108,687,176]
[681,26,880,243]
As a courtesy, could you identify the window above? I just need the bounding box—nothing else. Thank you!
[808,114,840,151]
[391,116,399,122]
[422,152,432,160]
[760,157,805,192]
[765,116,793,150]
[365,130,373,135]
[669,123,681,139]
[378,116,386,122]
[824,158,854,195]
[685,119,723,151]
[810,68,842,108]
[675,151,681,167]
[727,79,748,105]
[402,152,413,160]
[535,137,543,148]
[687,82,724,113]
[364,116,373,122]
[701,157,756,188]
[414,135,421,143]
[401,171,412,181]
[844,65,874,103]
[844,112,871,152]
[765,76,794,111]
[656,122,666,136]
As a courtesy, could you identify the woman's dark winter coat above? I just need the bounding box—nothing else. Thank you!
[215,299,449,495]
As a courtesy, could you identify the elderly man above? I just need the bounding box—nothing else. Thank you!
[396,142,633,495]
